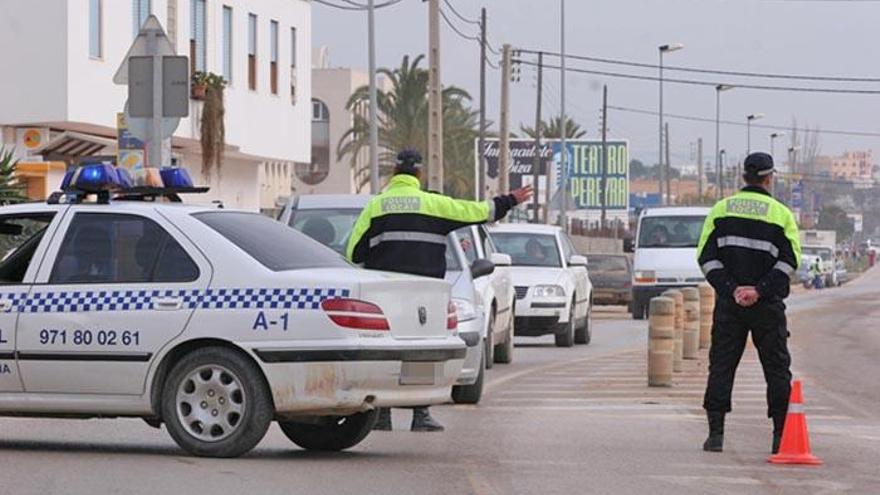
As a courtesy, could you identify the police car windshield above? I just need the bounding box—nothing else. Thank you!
[195,212,349,271]
[491,233,562,267]
[638,216,706,248]
[289,208,360,255]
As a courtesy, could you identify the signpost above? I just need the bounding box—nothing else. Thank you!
[476,138,630,222]
[114,16,188,177]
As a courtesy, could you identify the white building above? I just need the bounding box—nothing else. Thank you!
[300,47,389,195]
[0,0,311,213]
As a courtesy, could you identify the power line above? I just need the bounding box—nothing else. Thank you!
[439,7,480,42]
[512,59,880,94]
[516,48,880,83]
[314,0,405,10]
[443,0,480,25]
[607,104,880,138]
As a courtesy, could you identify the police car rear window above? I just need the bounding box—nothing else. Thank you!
[194,211,349,271]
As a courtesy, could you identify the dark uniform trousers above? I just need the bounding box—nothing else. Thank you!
[703,298,792,418]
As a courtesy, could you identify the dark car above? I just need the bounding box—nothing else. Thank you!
[587,254,632,306]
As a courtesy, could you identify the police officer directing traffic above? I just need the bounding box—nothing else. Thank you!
[347,148,533,432]
[697,152,801,454]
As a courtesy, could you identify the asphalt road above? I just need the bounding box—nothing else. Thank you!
[1,276,878,494]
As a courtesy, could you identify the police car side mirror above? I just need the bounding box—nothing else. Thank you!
[471,258,496,279]
[568,255,588,267]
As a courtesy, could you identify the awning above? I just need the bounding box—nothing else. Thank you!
[32,131,117,160]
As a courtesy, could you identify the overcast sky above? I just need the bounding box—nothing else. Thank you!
[313,0,880,168]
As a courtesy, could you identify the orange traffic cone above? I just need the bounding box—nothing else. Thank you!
[768,380,823,465]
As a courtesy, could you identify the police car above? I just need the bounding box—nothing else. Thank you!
[0,165,465,458]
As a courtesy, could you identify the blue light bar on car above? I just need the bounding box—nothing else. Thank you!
[115,167,134,189]
[160,167,194,188]
[60,168,76,190]
[73,163,122,192]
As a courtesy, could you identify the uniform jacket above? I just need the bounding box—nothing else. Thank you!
[697,186,801,302]
[346,174,518,279]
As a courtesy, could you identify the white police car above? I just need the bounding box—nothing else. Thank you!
[0,165,465,457]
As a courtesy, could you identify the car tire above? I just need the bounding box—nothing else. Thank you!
[631,295,647,320]
[161,347,273,458]
[279,409,378,451]
[555,301,575,348]
[494,304,514,364]
[575,302,592,345]
[452,352,485,404]
[484,311,495,370]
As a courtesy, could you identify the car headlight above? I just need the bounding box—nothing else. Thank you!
[452,298,478,322]
[633,270,657,283]
[532,285,566,298]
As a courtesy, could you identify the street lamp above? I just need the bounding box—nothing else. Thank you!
[715,84,733,199]
[746,113,764,154]
[719,149,727,197]
[658,43,684,205]
[770,132,785,163]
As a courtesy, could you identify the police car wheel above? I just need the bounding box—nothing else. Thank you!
[279,409,379,451]
[484,311,495,370]
[494,305,514,364]
[161,347,273,458]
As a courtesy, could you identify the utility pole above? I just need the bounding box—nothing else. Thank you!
[427,0,444,192]
[477,7,487,200]
[531,51,543,223]
[600,84,608,230]
[367,0,379,193]
[697,137,703,199]
[665,123,671,205]
[499,44,511,196]
[559,0,569,232]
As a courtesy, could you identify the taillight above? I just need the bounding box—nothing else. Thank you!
[447,301,457,331]
[321,298,390,331]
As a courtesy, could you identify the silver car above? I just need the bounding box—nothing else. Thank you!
[278,194,492,404]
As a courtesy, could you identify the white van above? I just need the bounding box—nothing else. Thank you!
[630,206,710,319]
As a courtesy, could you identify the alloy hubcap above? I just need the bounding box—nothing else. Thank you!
[176,365,245,442]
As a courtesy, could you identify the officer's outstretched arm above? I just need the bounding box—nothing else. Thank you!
[697,204,738,299]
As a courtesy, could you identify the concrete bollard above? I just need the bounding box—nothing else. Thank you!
[661,289,684,372]
[648,296,675,387]
[698,283,715,349]
[681,287,701,360]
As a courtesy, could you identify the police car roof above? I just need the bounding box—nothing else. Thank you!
[294,194,372,209]
[0,200,224,216]
[487,223,562,235]
[640,206,711,218]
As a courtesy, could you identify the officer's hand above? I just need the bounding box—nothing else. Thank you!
[511,185,534,205]
[734,286,759,307]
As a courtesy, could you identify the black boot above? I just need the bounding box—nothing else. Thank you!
[411,407,445,432]
[703,411,725,452]
[772,414,786,454]
[373,408,392,431]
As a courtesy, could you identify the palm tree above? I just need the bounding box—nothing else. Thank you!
[520,115,587,140]
[338,55,478,197]
[0,147,26,205]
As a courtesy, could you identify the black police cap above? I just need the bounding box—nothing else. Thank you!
[743,152,775,179]
[396,148,423,173]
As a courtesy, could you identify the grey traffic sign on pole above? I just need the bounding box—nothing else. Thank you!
[128,55,188,119]
[114,15,185,169]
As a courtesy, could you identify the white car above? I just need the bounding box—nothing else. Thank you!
[451,225,515,366]
[0,166,465,458]
[278,194,501,404]
[488,224,593,347]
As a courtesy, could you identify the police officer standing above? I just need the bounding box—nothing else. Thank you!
[697,152,801,454]
[347,148,533,431]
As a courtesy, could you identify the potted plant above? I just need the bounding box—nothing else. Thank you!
[191,71,208,100]
[200,72,227,177]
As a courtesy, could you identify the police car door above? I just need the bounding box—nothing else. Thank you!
[16,208,210,395]
[0,208,65,392]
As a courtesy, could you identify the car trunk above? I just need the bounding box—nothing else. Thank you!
[357,275,451,339]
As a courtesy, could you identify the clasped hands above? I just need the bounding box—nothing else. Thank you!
[734,286,760,307]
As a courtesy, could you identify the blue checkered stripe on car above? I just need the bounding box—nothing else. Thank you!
[0,288,351,314]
